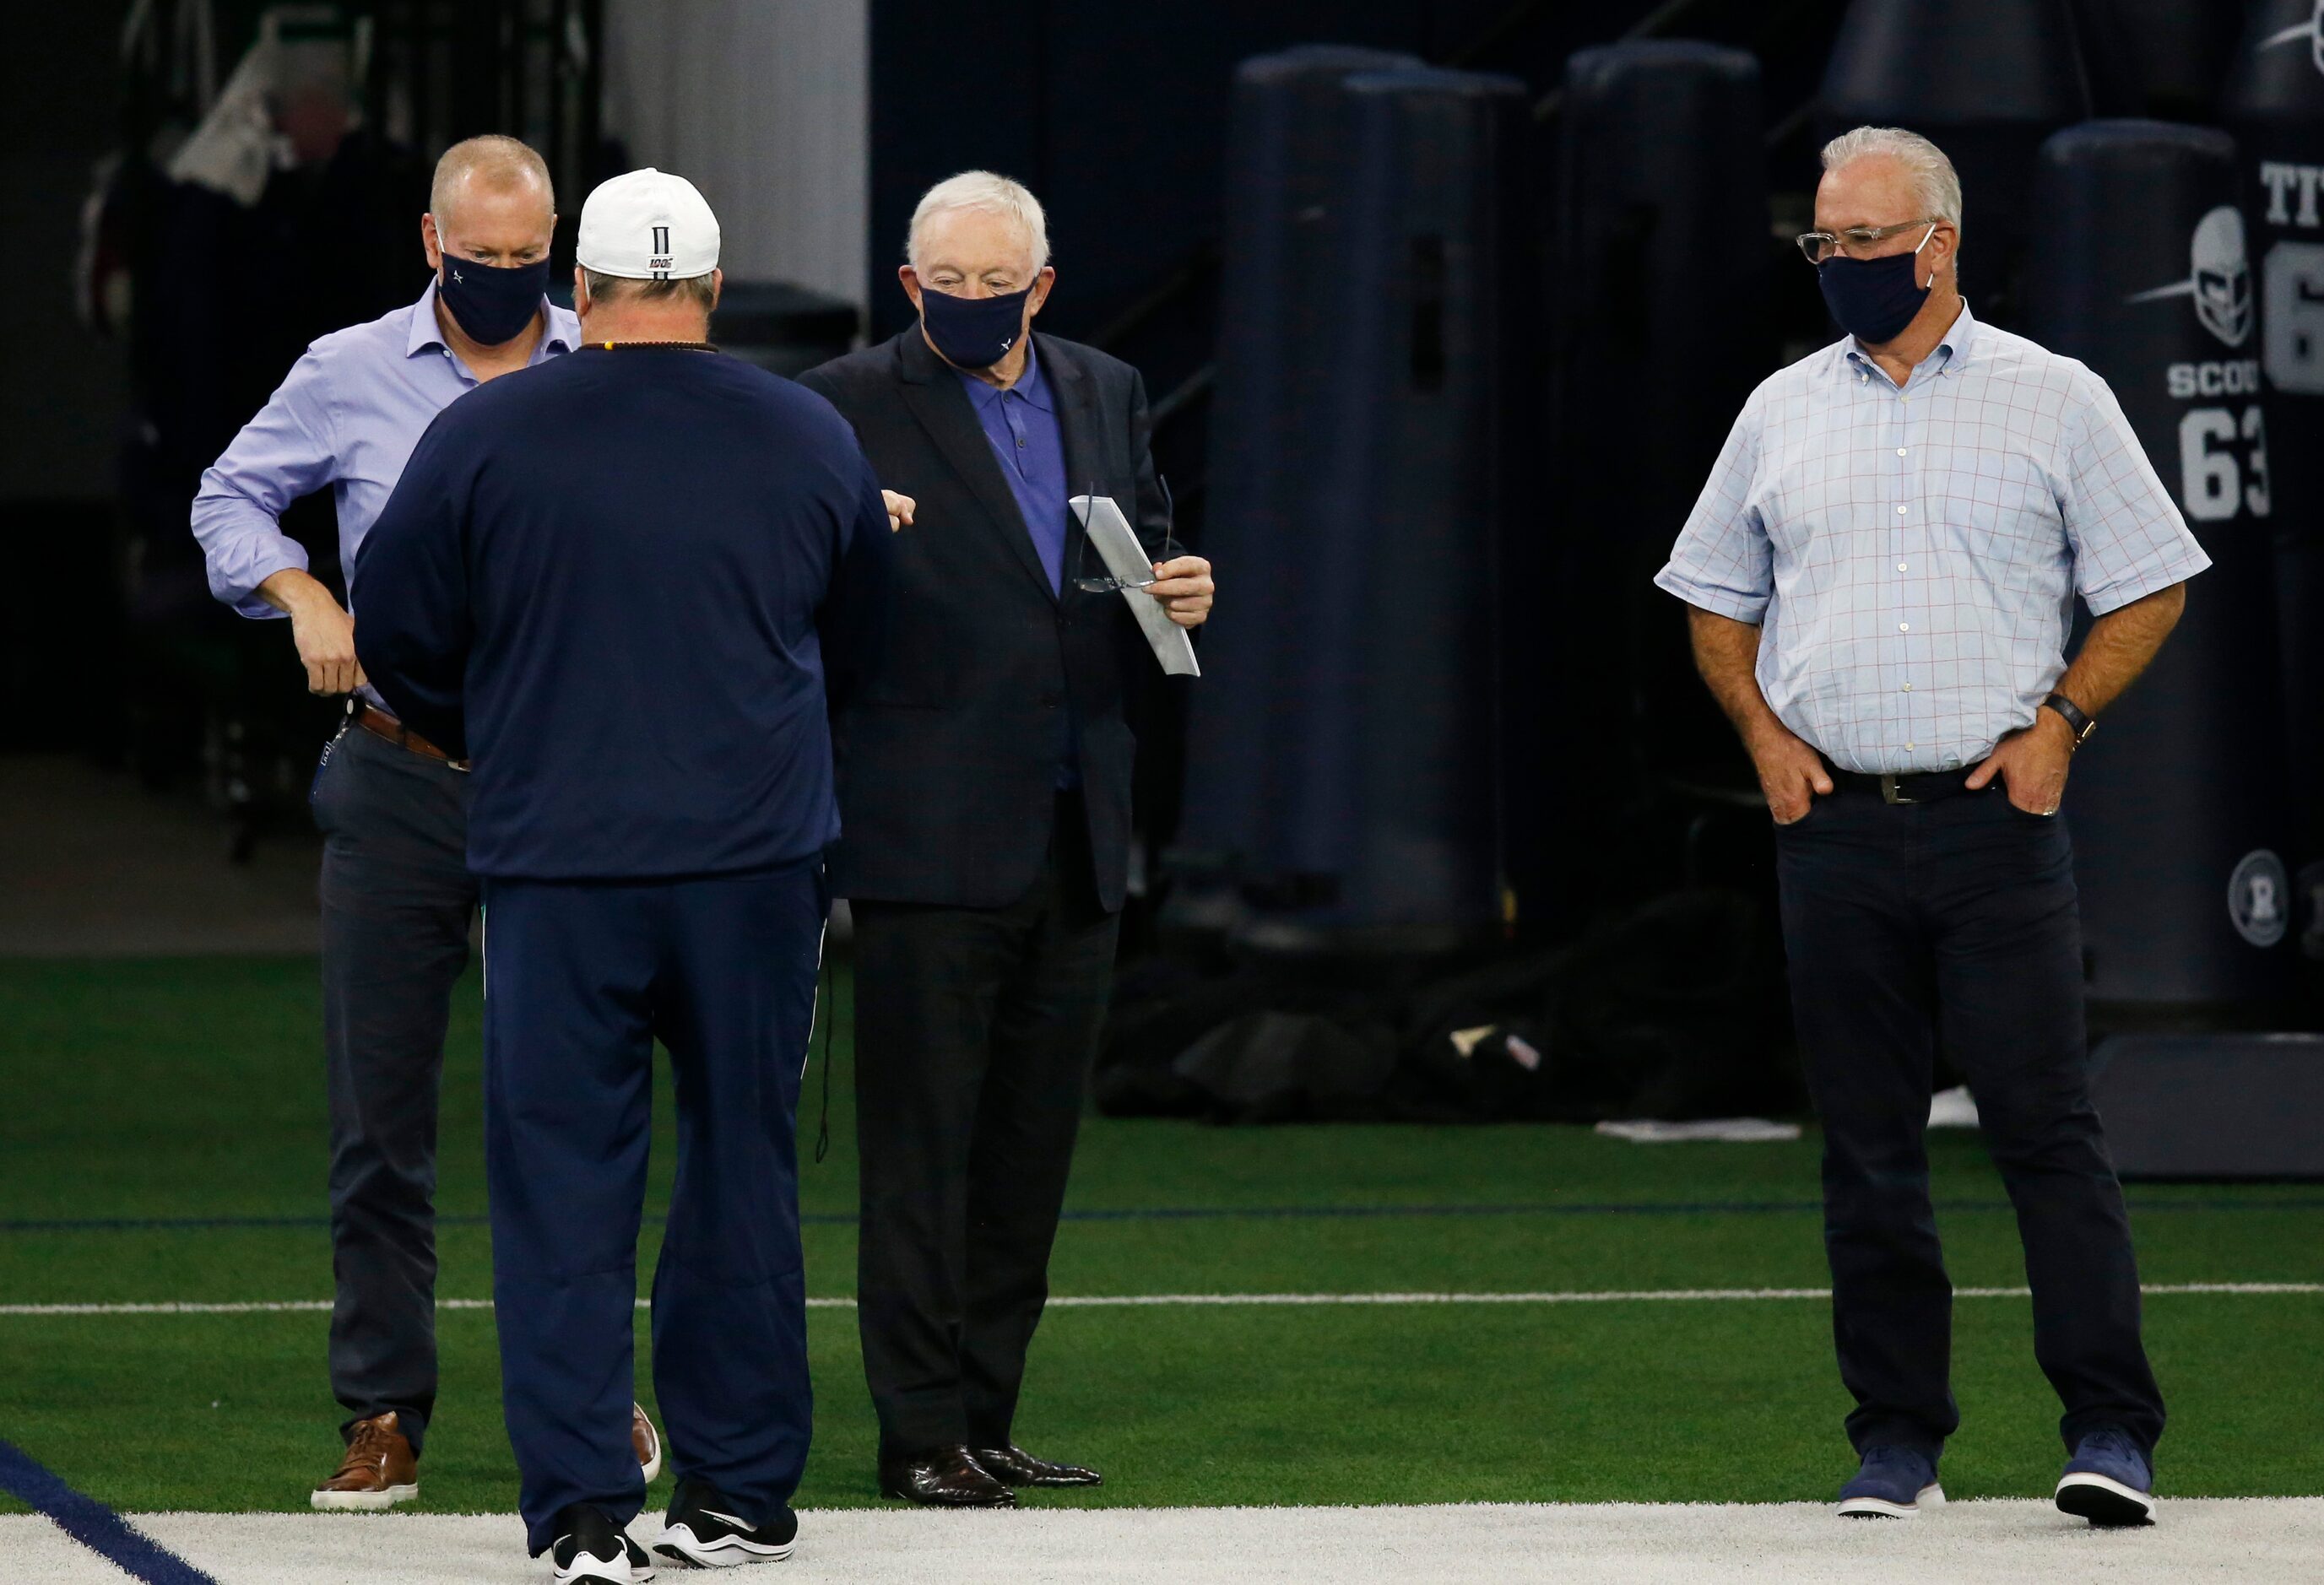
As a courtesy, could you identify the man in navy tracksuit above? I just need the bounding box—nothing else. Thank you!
[355,168,891,1582]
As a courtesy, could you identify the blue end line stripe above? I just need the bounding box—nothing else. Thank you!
[2,1196,2320,1235]
[0,1438,220,1584]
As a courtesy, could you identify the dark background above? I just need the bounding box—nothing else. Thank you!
[3,3,2307,1075]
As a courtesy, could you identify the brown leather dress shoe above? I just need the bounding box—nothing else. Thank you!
[974,1444,1103,1488]
[878,1445,1016,1507]
[633,1402,664,1483]
[311,1412,419,1511]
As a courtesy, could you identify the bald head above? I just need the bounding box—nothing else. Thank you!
[422,135,557,299]
[431,135,554,227]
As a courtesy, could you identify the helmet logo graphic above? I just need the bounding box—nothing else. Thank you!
[2261,3,2324,78]
[2192,207,2254,347]
[2125,206,2252,350]
[2230,850,2290,949]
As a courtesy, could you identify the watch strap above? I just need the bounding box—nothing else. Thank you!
[2042,692,2096,745]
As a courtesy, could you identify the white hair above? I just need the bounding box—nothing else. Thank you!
[907,170,1051,273]
[1819,125,1964,230]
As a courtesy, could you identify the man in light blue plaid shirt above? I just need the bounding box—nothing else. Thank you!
[1657,127,2195,1529]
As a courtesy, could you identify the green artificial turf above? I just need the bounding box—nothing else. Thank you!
[0,958,2319,1517]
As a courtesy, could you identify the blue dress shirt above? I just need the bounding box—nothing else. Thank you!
[192,277,579,617]
[956,338,1070,594]
[956,338,1080,787]
[1655,302,2210,774]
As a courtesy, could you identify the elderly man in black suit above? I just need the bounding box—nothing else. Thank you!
[798,170,1213,1507]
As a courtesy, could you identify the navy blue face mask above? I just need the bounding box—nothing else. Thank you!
[438,255,550,346]
[1817,224,1937,344]
[919,284,1032,369]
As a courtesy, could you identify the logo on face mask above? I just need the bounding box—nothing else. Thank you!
[2261,2,2324,77]
[2126,206,2253,349]
[2229,848,2290,948]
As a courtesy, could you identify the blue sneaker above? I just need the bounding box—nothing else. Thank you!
[1837,1446,1945,1518]
[2056,1426,2157,1527]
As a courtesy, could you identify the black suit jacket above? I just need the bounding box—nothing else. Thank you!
[797,327,1167,911]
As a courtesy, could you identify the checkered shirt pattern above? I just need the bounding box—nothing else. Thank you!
[1654,303,2211,775]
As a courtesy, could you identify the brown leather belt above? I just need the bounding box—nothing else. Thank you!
[353,702,466,769]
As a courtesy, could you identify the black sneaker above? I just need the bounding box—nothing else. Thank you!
[654,1476,799,1568]
[550,1504,637,1583]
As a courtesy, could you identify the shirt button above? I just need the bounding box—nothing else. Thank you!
[1898,562,1908,571]
[1905,741,1916,751]
[1896,447,1908,457]
[1902,684,1913,692]
[1899,622,1910,632]
[1896,505,1908,516]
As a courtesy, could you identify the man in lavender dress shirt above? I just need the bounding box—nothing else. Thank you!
[187,134,681,1510]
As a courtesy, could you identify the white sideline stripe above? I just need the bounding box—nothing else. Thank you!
[2,1281,2317,1317]
[33,1499,2324,1585]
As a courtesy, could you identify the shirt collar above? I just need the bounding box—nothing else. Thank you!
[1839,300,1977,385]
[404,276,578,360]
[955,333,1054,412]
[405,279,450,357]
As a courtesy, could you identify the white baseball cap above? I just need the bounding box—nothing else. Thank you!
[577,168,720,280]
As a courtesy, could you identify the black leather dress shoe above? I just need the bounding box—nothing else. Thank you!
[973,1444,1103,1488]
[879,1445,1016,1507]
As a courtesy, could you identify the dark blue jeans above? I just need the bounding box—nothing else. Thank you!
[1774,782,2164,1463]
[479,856,825,1555]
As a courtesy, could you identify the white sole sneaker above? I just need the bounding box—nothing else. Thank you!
[2056,1470,2157,1526]
[311,1482,418,1512]
[1838,1481,1945,1518]
[654,1520,795,1567]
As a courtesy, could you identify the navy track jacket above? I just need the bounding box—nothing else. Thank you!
[355,346,892,880]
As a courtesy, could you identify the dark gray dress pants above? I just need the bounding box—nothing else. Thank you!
[309,717,477,1452]
[851,792,1120,1460]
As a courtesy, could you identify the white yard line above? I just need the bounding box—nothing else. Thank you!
[0,1281,2317,1317]
[12,1500,2324,1585]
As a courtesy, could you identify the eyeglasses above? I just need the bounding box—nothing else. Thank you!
[1073,473,1181,593]
[1795,218,1940,266]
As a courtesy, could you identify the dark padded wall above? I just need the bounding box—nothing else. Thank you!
[2026,120,2296,1007]
[1167,46,1421,922]
[2224,1,2324,873]
[1547,42,1768,828]
[1176,63,1526,949]
[2072,0,2245,122]
[1818,0,2091,328]
[865,1,1510,344]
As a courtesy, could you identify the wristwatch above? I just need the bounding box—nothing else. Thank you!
[2041,692,2096,748]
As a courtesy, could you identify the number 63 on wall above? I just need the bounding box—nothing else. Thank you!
[2179,404,2270,523]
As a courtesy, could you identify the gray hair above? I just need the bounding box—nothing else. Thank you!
[1819,126,1964,230]
[907,170,1051,273]
[431,134,554,222]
